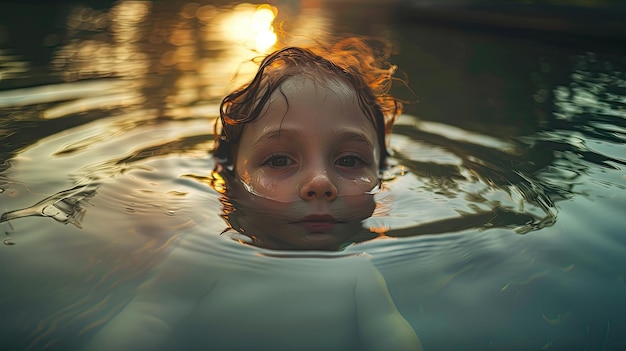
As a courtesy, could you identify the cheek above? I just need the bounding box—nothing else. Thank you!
[234,155,250,183]
[252,170,280,192]
[237,169,252,186]
[232,166,301,204]
[327,194,376,225]
[343,194,376,218]
[337,169,380,194]
[243,169,291,200]
[235,159,278,192]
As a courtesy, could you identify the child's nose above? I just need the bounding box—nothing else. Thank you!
[299,173,338,201]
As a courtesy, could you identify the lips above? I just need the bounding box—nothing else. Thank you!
[294,214,338,232]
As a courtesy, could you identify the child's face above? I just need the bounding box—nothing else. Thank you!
[231,76,380,250]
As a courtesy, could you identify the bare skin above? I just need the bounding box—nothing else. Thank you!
[232,76,380,250]
[82,232,422,351]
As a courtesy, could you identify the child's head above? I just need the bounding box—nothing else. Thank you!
[213,38,402,250]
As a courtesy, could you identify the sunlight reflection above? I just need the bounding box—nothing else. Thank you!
[44,92,144,119]
[251,5,278,51]
[47,1,151,119]
[199,4,275,100]
[111,1,151,43]
[0,50,29,81]
[0,79,129,109]
[53,1,151,83]
[220,4,278,52]
[161,5,202,109]
[39,0,330,119]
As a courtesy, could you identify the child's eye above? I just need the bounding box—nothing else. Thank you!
[335,154,366,168]
[263,154,294,167]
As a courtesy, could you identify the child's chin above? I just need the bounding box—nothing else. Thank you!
[289,227,357,250]
[302,232,339,245]
[257,230,343,251]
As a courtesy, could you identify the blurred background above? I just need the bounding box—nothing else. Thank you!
[1,0,624,138]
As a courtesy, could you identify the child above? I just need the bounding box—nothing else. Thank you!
[83,38,422,351]
[213,37,401,251]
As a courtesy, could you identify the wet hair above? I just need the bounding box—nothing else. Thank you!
[214,37,402,170]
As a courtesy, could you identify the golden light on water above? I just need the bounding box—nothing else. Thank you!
[52,1,151,81]
[201,3,284,100]
[369,225,390,237]
[251,5,278,51]
[14,1,325,118]
[251,5,275,32]
[221,4,277,53]
[210,171,227,194]
[255,29,278,52]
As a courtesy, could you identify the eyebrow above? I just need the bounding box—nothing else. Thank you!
[252,128,303,145]
[336,131,374,148]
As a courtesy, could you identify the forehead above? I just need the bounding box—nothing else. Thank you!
[270,75,356,106]
[258,75,368,124]
[242,75,379,149]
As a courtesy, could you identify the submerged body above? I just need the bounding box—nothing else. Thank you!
[83,234,422,351]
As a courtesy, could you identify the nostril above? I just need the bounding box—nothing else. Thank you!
[300,176,338,201]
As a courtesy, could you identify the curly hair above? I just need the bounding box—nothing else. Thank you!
[214,37,402,169]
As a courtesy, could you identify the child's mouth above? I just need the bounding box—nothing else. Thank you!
[294,214,338,232]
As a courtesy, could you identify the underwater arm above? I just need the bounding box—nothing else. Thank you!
[81,271,199,351]
[355,263,423,351]
[82,241,217,351]
[82,293,187,351]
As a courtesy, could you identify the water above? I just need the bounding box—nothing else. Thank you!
[1,1,625,350]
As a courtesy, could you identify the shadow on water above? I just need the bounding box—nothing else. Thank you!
[0,1,625,350]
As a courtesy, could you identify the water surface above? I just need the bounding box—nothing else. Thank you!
[1,1,625,350]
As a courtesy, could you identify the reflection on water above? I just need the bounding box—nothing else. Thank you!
[529,53,626,203]
[54,2,151,81]
[1,184,97,228]
[1,1,625,350]
[0,48,28,81]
